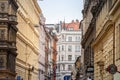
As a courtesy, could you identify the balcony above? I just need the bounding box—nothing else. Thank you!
[57,60,75,64]
[56,70,71,74]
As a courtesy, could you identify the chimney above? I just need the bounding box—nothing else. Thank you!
[72,20,74,23]
[76,19,79,22]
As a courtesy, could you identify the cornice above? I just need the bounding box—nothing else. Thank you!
[92,20,113,47]
[92,0,106,17]
[16,58,38,74]
[31,0,41,20]
[17,0,41,19]
[109,0,120,15]
[32,0,41,14]
[17,0,40,37]
[17,10,39,37]
[17,32,39,55]
[38,61,45,67]
[17,1,28,16]
[81,18,95,47]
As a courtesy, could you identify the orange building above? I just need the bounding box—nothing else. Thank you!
[52,34,58,80]
[44,27,58,80]
[62,20,80,30]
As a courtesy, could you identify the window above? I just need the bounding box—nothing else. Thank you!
[68,65,72,70]
[61,55,64,61]
[68,45,72,52]
[68,55,72,61]
[62,45,64,51]
[59,46,60,52]
[59,55,60,61]
[68,37,72,41]
[68,27,73,31]
[62,35,64,39]
[75,45,80,52]
[76,37,80,41]
[57,64,60,71]
[62,64,65,70]
[62,35,65,41]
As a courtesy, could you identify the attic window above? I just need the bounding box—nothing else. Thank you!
[68,27,73,31]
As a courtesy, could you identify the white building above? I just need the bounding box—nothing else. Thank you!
[56,20,82,80]
[38,13,46,80]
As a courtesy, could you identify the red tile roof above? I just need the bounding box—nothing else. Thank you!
[62,20,80,30]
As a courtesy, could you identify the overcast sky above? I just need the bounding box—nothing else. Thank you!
[37,0,83,24]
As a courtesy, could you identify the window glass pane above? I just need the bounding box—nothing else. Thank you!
[61,55,64,61]
[75,45,80,52]
[62,45,64,51]
[68,65,72,70]
[68,37,72,41]
[68,55,72,61]
[68,45,72,52]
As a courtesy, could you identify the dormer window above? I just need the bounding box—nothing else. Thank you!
[68,27,73,31]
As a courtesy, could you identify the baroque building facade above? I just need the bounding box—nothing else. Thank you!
[56,20,82,80]
[45,25,58,80]
[39,13,46,80]
[81,0,97,80]
[92,0,120,80]
[15,0,42,80]
[0,0,18,79]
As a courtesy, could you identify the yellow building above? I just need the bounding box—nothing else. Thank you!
[93,0,120,80]
[16,0,42,79]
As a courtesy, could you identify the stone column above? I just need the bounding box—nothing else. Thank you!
[0,0,18,80]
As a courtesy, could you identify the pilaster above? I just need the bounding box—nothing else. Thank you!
[0,0,18,79]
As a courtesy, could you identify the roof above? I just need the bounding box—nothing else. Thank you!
[62,20,80,30]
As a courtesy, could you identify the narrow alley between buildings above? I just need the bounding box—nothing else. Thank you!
[0,0,120,80]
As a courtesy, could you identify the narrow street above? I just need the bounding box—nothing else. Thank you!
[0,0,120,80]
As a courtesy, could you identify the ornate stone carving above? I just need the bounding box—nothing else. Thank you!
[0,0,18,79]
[0,29,5,40]
[0,57,4,67]
[0,2,8,13]
[1,3,5,11]
[0,54,6,68]
[7,53,16,73]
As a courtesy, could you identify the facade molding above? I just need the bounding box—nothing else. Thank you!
[109,0,120,15]
[16,59,38,73]
[32,0,42,15]
[17,33,39,55]
[92,20,114,47]
[17,10,39,37]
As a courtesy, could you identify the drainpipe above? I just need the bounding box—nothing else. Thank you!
[113,22,115,65]
[112,22,116,80]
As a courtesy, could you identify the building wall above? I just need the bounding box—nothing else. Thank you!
[82,0,93,36]
[115,6,120,74]
[16,0,41,79]
[38,13,46,80]
[44,26,58,80]
[94,26,113,80]
[51,35,57,80]
[56,20,82,80]
[93,0,120,80]
[81,0,96,79]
